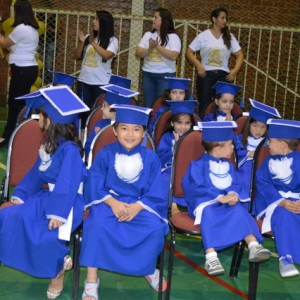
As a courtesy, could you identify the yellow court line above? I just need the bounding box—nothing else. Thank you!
[0,162,6,171]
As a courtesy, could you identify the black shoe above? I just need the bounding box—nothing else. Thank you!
[0,139,8,149]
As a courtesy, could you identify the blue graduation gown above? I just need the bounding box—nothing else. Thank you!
[80,142,169,276]
[254,150,300,263]
[157,131,186,206]
[182,153,262,251]
[0,141,86,278]
[204,110,239,122]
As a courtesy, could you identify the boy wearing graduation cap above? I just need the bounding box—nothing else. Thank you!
[182,121,270,276]
[83,84,139,157]
[157,100,198,214]
[0,85,89,299]
[80,104,169,298]
[254,119,300,278]
[235,99,282,202]
[149,77,191,135]
[204,81,242,121]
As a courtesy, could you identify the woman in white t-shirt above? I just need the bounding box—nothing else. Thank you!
[0,0,39,148]
[136,7,181,108]
[75,10,118,129]
[186,7,244,118]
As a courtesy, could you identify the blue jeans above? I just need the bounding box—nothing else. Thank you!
[142,71,176,107]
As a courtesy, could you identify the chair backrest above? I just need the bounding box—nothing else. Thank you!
[203,101,243,119]
[92,92,106,109]
[235,115,249,135]
[152,110,198,147]
[87,124,155,167]
[16,106,28,125]
[150,96,164,121]
[4,118,43,200]
[83,106,103,145]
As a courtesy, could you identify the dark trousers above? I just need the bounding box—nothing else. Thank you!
[196,70,228,119]
[2,64,38,140]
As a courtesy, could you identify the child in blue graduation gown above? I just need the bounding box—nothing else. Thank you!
[235,99,281,207]
[182,121,270,276]
[84,84,138,157]
[80,104,169,299]
[0,86,89,299]
[254,119,300,278]
[157,100,197,214]
[204,81,242,122]
[149,77,191,135]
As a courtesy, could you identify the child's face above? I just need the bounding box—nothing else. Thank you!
[268,138,286,155]
[170,89,185,101]
[113,123,145,151]
[171,114,192,137]
[215,93,234,114]
[216,140,234,159]
[101,100,116,120]
[249,121,267,139]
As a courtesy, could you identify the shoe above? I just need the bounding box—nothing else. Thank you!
[145,269,167,292]
[249,244,271,262]
[82,278,100,300]
[205,257,225,276]
[279,255,300,278]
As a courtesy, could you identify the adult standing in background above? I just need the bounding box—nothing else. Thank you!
[75,10,118,130]
[0,0,39,148]
[135,7,181,108]
[186,7,243,118]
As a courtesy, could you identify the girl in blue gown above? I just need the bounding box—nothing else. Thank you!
[80,104,169,300]
[254,119,300,278]
[182,121,270,276]
[0,85,89,299]
[203,81,242,121]
[157,100,197,214]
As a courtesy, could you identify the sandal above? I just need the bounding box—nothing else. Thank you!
[46,255,73,299]
[82,278,100,300]
[145,269,167,292]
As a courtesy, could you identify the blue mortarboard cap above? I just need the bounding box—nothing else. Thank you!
[267,119,300,139]
[213,81,242,96]
[165,77,191,90]
[110,104,152,126]
[109,74,131,89]
[199,121,237,142]
[102,84,139,105]
[166,100,198,115]
[249,98,281,123]
[16,85,90,124]
[49,70,77,87]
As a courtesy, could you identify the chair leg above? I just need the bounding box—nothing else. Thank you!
[72,227,82,300]
[248,261,259,300]
[165,228,175,300]
[157,247,165,300]
[229,241,245,277]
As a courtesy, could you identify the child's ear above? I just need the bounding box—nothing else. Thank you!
[142,130,146,138]
[171,121,174,127]
[214,98,219,105]
[112,126,118,136]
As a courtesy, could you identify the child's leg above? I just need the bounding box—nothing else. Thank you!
[83,267,100,300]
[244,234,270,262]
[204,248,225,276]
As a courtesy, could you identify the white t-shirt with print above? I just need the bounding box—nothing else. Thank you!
[138,31,181,73]
[8,24,39,66]
[78,36,118,85]
[188,29,241,72]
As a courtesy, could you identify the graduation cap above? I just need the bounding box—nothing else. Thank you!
[165,77,191,90]
[166,100,198,115]
[101,84,139,105]
[48,70,77,87]
[109,74,131,89]
[198,121,237,142]
[16,85,90,124]
[249,98,281,123]
[109,104,152,126]
[267,119,300,139]
[213,81,242,96]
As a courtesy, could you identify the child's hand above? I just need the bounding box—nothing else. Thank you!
[173,131,180,141]
[118,203,143,222]
[217,193,238,205]
[225,112,232,121]
[10,199,22,205]
[148,38,158,50]
[48,218,63,230]
[78,30,85,43]
[280,199,300,214]
[94,126,101,134]
[105,197,128,219]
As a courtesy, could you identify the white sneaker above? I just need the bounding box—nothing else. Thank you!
[279,255,300,278]
[249,244,271,262]
[205,257,225,276]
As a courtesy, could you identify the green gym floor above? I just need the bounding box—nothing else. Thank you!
[0,112,299,300]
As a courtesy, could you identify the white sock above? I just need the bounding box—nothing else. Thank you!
[205,252,217,260]
[248,241,259,249]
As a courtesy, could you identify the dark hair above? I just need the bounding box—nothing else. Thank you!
[94,10,115,49]
[160,89,189,106]
[211,93,223,120]
[210,7,231,49]
[202,140,223,153]
[153,7,178,47]
[164,113,194,133]
[282,138,300,151]
[241,118,267,145]
[13,0,39,29]
[40,110,84,156]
